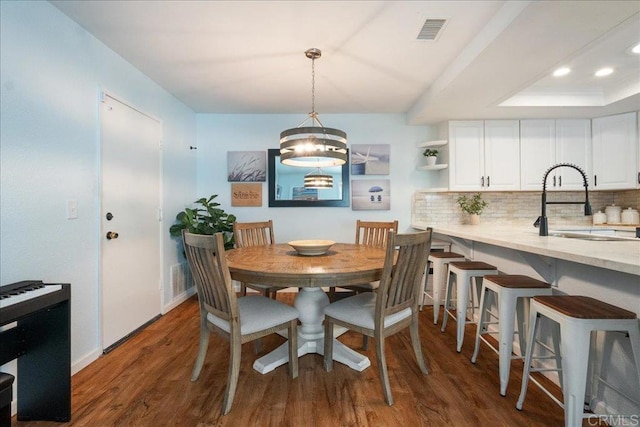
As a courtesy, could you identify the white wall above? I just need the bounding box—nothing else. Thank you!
[0,1,197,375]
[196,114,432,243]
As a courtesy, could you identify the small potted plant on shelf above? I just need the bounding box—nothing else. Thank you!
[456,193,488,225]
[422,148,438,166]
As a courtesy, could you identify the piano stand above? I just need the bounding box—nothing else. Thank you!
[0,281,71,422]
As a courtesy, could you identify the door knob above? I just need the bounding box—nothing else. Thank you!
[106,231,119,240]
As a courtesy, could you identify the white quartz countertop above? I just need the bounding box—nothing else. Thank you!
[411,223,640,276]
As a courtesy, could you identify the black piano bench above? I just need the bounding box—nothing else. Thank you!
[0,373,14,427]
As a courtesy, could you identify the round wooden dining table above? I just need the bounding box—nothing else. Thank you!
[225,242,386,374]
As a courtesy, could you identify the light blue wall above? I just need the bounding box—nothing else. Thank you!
[0,1,197,371]
[0,0,436,382]
[196,114,432,243]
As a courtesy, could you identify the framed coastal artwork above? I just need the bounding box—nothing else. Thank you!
[231,183,262,207]
[350,144,390,175]
[227,151,266,182]
[351,179,390,210]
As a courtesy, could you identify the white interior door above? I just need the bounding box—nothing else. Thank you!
[100,94,162,351]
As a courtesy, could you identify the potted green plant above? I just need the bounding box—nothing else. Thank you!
[169,194,237,249]
[422,148,438,166]
[456,193,488,225]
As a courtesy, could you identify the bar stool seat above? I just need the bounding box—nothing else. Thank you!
[420,251,466,324]
[441,261,498,352]
[470,275,553,396]
[517,295,640,427]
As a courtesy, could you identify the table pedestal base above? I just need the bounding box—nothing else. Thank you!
[253,287,371,374]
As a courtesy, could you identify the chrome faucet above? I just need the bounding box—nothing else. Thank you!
[534,163,592,236]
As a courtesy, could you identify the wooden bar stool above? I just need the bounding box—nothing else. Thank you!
[441,261,498,352]
[517,295,640,427]
[470,275,553,396]
[420,251,466,324]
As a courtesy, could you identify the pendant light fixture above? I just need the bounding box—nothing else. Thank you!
[280,48,347,168]
[304,168,334,189]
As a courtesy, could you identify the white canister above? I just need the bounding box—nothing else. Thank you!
[621,207,640,225]
[592,211,607,225]
[605,204,622,224]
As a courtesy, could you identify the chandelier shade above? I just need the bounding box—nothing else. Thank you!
[280,48,347,168]
[304,169,334,189]
[280,126,347,167]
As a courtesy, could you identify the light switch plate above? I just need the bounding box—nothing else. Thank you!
[67,200,78,219]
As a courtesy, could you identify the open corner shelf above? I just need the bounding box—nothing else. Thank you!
[418,140,448,149]
[417,164,448,171]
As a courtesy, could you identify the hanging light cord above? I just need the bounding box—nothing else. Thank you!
[310,55,317,121]
[298,50,324,128]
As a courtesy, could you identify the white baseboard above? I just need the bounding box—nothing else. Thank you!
[71,348,102,375]
[163,287,196,313]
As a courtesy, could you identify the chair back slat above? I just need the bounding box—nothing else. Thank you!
[183,231,236,321]
[376,229,433,318]
[355,220,398,248]
[233,220,275,248]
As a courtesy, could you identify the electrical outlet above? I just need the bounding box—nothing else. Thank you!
[67,200,78,219]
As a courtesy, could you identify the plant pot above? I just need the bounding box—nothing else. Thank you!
[425,156,437,166]
[469,214,480,225]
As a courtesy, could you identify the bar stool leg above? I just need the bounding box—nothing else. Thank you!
[455,273,471,352]
[431,260,443,324]
[515,297,528,357]
[560,323,591,427]
[441,267,453,333]
[517,307,541,410]
[552,321,563,390]
[498,290,518,396]
[418,262,429,311]
[629,325,640,391]
[471,283,490,364]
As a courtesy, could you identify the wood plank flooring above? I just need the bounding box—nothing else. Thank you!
[14,293,576,426]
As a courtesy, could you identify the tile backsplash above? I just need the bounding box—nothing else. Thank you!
[412,189,640,226]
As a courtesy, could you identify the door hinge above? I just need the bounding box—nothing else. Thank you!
[158,208,163,221]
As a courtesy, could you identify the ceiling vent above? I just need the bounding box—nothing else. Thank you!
[417,19,447,41]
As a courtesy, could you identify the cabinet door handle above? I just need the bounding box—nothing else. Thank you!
[637,172,639,184]
[553,176,556,187]
[558,176,562,187]
[594,175,597,187]
[481,176,485,187]
[487,176,490,187]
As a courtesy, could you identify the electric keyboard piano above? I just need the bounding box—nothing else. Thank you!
[0,280,70,422]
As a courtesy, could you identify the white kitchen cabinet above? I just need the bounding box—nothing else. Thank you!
[592,112,638,190]
[520,119,591,191]
[448,120,520,191]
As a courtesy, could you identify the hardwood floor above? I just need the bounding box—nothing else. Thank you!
[14,293,574,426]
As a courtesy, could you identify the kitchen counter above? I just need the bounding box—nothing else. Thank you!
[411,223,640,276]
[410,224,640,419]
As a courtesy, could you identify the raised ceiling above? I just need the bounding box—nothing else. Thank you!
[51,1,640,125]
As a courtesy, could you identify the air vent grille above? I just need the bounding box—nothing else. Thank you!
[417,19,447,41]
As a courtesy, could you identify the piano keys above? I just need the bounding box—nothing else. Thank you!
[0,280,71,422]
[0,282,63,309]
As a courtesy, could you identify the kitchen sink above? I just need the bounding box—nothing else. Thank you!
[548,231,638,241]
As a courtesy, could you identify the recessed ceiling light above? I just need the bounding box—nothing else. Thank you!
[553,67,571,77]
[595,67,614,77]
[631,43,640,54]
